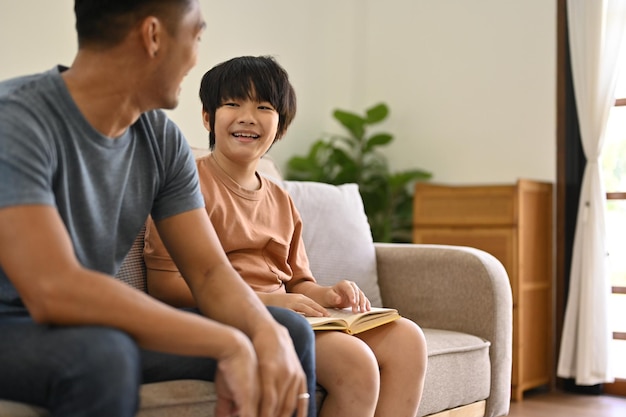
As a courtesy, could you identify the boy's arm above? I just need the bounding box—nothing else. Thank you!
[144,216,196,307]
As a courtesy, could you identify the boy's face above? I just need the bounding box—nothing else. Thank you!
[206,98,280,162]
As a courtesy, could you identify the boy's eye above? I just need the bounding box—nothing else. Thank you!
[258,104,275,111]
[222,102,238,107]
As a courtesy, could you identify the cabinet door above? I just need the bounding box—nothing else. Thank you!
[413,227,522,394]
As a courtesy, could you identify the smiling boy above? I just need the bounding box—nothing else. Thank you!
[145,55,428,417]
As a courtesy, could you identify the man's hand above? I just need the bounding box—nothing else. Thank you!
[252,323,309,417]
[213,332,259,417]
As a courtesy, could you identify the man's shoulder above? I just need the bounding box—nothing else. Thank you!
[0,67,59,99]
[133,109,187,157]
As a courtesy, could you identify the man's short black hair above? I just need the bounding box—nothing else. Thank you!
[199,56,297,150]
[74,0,192,48]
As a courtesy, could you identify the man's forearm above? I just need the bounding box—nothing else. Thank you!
[191,262,279,338]
[24,265,246,360]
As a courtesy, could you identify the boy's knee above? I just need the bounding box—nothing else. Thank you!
[397,319,428,358]
[335,336,379,379]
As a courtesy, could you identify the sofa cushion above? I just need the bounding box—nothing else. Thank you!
[139,380,217,416]
[418,328,491,417]
[0,401,47,417]
[281,181,383,307]
[0,327,490,417]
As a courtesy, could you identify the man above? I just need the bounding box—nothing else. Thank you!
[0,1,314,417]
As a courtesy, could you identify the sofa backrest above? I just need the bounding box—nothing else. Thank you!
[115,224,147,291]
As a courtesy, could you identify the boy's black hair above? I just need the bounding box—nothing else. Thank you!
[199,56,297,150]
[74,0,192,48]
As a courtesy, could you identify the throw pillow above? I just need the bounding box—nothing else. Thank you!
[282,181,383,307]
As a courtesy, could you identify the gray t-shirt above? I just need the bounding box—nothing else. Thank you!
[0,66,204,315]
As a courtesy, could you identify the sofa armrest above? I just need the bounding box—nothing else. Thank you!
[374,243,512,417]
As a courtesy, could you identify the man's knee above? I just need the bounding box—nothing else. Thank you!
[52,326,141,413]
[63,326,141,387]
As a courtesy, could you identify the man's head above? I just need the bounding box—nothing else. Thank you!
[74,0,194,48]
[199,56,297,150]
[72,0,205,111]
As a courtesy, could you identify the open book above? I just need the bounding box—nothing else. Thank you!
[305,307,401,335]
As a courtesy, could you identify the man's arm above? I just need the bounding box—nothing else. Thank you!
[0,204,294,417]
[0,205,239,352]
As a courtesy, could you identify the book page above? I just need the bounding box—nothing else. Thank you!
[305,307,400,334]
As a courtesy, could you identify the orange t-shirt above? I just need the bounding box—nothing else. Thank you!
[144,154,315,293]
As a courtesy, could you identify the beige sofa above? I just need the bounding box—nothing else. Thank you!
[0,154,512,417]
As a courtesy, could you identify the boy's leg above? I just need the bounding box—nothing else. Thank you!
[0,314,141,417]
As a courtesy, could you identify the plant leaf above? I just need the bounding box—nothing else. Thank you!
[365,103,389,124]
[334,110,365,139]
[388,169,432,187]
[365,133,393,152]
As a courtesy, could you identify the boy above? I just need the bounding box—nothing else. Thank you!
[145,55,428,417]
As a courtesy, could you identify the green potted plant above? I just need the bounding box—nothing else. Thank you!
[285,102,432,242]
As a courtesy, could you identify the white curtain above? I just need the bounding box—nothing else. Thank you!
[558,0,626,385]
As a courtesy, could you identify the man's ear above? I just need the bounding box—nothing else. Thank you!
[140,16,162,58]
[202,109,212,132]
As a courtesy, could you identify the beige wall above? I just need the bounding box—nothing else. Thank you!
[0,0,556,184]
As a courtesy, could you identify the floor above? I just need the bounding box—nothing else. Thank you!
[507,389,626,417]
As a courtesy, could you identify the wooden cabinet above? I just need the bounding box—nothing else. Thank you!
[412,179,553,401]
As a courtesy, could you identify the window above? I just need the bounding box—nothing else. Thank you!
[602,44,626,394]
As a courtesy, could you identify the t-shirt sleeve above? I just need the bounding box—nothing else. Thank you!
[0,99,56,209]
[147,111,205,221]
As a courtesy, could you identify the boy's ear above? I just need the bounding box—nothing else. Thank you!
[202,109,211,132]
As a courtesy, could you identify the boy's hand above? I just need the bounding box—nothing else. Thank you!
[258,292,329,317]
[326,280,371,313]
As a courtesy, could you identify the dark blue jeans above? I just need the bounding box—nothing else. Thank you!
[0,306,316,417]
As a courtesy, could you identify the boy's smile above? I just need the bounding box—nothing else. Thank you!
[208,98,279,162]
[232,130,261,142]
